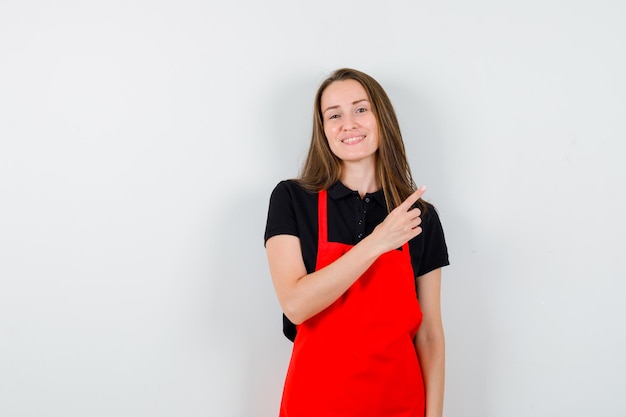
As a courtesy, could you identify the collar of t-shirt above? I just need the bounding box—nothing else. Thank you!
[327,181,387,207]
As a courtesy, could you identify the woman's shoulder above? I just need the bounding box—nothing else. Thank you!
[265,179,318,244]
[270,179,318,200]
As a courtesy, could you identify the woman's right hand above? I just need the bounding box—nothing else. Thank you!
[367,186,426,255]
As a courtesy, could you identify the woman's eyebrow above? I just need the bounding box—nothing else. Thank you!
[322,99,370,114]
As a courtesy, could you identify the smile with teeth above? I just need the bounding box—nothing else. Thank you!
[341,135,365,144]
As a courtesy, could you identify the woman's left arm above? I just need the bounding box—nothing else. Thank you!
[414,267,445,417]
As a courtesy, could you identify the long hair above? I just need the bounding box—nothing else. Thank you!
[296,68,425,213]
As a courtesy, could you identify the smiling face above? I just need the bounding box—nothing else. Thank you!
[320,79,380,166]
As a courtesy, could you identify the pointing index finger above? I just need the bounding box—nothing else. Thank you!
[402,186,427,211]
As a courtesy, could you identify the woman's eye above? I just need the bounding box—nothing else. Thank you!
[329,114,339,119]
[356,107,367,113]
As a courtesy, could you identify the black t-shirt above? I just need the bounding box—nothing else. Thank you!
[264,180,450,340]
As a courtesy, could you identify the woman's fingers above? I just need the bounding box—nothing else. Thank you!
[410,215,422,230]
[371,186,427,253]
[396,186,425,229]
[399,186,427,212]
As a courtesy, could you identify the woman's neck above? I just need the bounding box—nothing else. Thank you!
[340,160,379,198]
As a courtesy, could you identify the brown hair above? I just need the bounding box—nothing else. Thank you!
[296,68,425,213]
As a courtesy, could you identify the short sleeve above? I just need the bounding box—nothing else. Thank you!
[414,203,450,277]
[264,180,299,245]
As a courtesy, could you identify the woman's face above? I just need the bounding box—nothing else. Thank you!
[320,79,379,165]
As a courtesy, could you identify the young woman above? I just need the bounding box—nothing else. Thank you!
[264,68,449,417]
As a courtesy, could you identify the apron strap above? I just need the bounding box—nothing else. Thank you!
[317,189,328,245]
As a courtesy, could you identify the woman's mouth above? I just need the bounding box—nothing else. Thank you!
[341,135,365,144]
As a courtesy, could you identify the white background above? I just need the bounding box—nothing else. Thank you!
[1,1,624,416]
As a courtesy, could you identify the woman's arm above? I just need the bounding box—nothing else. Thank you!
[414,268,445,417]
[266,187,426,325]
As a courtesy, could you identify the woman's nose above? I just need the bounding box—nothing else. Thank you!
[342,114,357,130]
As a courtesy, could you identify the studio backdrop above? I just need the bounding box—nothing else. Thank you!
[1,1,624,416]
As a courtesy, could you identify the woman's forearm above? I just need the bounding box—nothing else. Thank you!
[414,268,445,417]
[415,327,445,417]
[267,234,383,325]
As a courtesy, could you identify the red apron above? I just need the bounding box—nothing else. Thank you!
[279,190,424,417]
